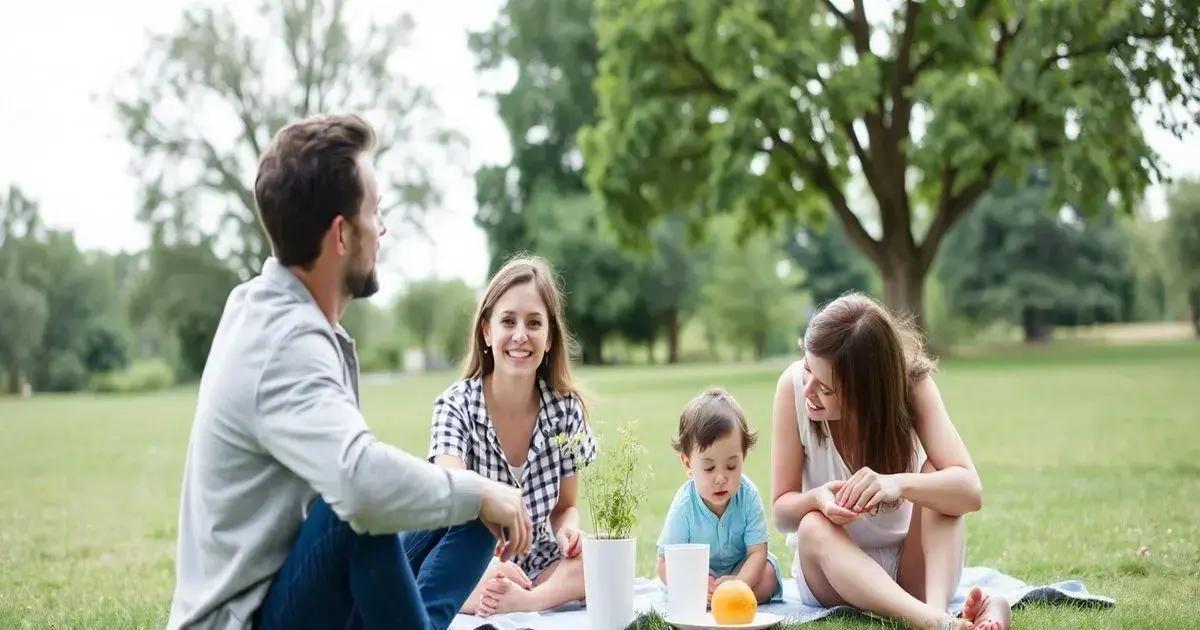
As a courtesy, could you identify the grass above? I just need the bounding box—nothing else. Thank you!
[1,341,1198,628]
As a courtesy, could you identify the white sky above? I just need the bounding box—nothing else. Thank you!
[1,1,1196,303]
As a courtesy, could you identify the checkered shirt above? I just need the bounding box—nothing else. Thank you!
[428,376,597,578]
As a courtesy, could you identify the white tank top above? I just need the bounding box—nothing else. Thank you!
[787,361,925,550]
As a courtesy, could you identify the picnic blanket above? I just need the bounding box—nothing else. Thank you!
[448,566,1113,629]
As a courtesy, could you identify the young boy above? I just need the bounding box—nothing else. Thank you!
[656,387,783,604]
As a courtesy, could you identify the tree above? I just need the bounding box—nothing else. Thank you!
[783,218,876,307]
[581,0,1200,330]
[129,240,240,377]
[1166,178,1200,336]
[700,218,801,360]
[395,279,477,370]
[0,269,48,393]
[1,187,131,391]
[436,280,479,367]
[473,0,701,362]
[938,171,1131,342]
[117,0,457,279]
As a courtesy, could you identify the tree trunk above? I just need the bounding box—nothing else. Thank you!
[1021,307,1052,343]
[880,259,927,331]
[1189,289,1200,338]
[666,308,680,364]
[6,368,17,395]
[581,334,604,365]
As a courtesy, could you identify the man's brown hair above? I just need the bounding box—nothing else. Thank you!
[254,114,376,268]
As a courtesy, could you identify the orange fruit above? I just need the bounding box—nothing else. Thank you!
[711,578,757,624]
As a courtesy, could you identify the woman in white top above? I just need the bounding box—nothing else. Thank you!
[429,256,597,617]
[770,293,1011,630]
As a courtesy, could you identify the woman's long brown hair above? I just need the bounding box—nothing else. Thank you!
[803,292,935,474]
[460,254,586,409]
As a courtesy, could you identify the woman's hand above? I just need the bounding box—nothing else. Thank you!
[837,466,902,513]
[555,525,582,559]
[816,480,860,525]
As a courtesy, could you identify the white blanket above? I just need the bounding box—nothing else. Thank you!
[449,566,1113,629]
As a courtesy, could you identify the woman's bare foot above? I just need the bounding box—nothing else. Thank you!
[477,575,540,616]
[962,586,1011,630]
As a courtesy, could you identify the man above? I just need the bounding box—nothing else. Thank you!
[168,114,532,630]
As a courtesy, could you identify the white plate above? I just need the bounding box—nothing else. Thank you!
[665,611,785,629]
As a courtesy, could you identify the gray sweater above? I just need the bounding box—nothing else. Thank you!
[167,258,484,629]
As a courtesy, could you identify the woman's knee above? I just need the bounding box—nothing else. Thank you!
[796,510,837,541]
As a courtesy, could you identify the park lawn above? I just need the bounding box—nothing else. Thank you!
[1,341,1197,628]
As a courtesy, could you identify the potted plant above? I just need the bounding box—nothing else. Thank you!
[554,422,650,630]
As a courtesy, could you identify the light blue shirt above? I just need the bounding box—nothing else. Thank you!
[656,475,771,576]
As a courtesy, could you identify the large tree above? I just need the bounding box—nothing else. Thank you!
[581,0,1200,329]
[1166,178,1200,336]
[117,0,456,279]
[938,170,1132,342]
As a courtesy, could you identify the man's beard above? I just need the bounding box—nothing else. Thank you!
[345,265,380,299]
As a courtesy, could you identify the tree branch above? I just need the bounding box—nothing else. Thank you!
[1040,29,1170,72]
[820,0,851,29]
[889,0,921,134]
[920,156,999,272]
[769,129,883,267]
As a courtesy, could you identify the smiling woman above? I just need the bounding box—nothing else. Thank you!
[425,255,598,617]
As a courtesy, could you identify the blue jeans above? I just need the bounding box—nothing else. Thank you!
[255,499,496,630]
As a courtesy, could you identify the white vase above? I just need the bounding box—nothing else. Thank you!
[582,536,636,630]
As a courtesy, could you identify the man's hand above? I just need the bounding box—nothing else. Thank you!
[478,478,532,562]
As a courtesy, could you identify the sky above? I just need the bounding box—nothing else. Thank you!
[0,1,1196,303]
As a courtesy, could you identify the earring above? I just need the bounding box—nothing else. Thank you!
[484,346,491,354]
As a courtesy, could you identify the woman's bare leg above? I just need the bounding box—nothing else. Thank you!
[897,461,965,611]
[795,511,968,628]
[897,461,1009,629]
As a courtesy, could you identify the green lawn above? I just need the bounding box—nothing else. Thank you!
[1,342,1198,628]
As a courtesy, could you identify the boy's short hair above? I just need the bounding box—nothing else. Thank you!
[672,387,758,455]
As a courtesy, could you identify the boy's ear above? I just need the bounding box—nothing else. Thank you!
[679,452,692,476]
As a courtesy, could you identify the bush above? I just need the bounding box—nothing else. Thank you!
[42,354,89,392]
[91,359,176,394]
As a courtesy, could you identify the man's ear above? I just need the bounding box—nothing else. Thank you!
[331,215,349,256]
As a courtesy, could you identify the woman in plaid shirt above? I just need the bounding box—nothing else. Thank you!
[428,255,597,617]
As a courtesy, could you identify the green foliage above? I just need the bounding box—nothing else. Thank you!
[937,171,1133,342]
[1165,178,1200,335]
[436,280,478,367]
[91,359,176,394]
[0,270,48,393]
[394,279,478,369]
[783,218,876,307]
[472,0,703,363]
[82,319,133,375]
[129,241,239,378]
[1,187,134,392]
[580,0,1200,328]
[116,0,456,279]
[556,422,650,540]
[699,218,805,360]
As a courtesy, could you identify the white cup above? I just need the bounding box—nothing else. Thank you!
[664,543,709,620]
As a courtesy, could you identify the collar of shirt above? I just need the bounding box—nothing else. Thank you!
[469,376,561,475]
